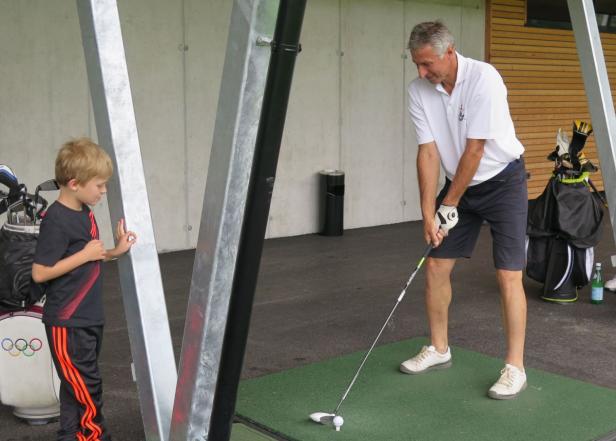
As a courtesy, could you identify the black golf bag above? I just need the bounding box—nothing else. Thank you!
[0,224,46,311]
[0,166,57,313]
[526,121,605,303]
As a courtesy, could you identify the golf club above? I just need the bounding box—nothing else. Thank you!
[309,242,433,431]
[0,165,27,223]
[33,179,59,219]
[0,190,8,216]
[0,165,18,191]
[587,177,608,207]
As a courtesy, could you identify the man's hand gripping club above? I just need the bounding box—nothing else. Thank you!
[425,204,458,247]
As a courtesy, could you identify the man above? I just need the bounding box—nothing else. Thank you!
[400,21,528,400]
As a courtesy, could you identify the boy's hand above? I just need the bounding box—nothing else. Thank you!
[83,240,106,261]
[114,218,137,255]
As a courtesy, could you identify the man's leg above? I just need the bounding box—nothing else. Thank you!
[400,256,456,374]
[476,159,528,399]
[488,268,527,399]
[426,257,456,353]
[496,269,526,370]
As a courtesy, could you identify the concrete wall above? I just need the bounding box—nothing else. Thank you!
[0,0,484,252]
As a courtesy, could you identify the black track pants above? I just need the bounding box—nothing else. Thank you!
[45,325,110,441]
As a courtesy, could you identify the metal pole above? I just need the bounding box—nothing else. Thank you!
[209,2,307,439]
[568,0,616,246]
[168,1,280,440]
[76,1,177,440]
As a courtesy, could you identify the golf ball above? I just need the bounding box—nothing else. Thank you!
[333,415,344,431]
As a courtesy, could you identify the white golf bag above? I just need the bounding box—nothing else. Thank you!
[0,303,60,423]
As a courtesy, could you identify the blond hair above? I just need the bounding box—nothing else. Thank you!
[55,138,113,186]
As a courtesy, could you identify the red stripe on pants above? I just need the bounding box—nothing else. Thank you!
[52,327,103,441]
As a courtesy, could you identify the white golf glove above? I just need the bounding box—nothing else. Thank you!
[435,204,458,233]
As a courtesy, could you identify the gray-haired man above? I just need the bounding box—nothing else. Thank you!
[400,21,528,400]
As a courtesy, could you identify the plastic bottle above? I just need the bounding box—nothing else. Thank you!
[591,262,604,304]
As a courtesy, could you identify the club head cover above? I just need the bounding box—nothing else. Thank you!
[569,120,593,171]
[0,169,19,192]
[579,155,598,173]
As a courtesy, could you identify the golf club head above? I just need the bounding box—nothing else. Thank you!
[36,179,59,192]
[32,180,58,219]
[309,412,335,425]
[0,164,19,191]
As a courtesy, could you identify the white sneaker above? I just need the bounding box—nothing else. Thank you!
[400,345,452,374]
[605,276,616,292]
[488,364,527,400]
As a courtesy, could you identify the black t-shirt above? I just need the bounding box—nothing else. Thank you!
[34,201,104,327]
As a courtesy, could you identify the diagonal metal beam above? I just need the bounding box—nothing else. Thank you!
[168,0,297,439]
[208,3,307,439]
[76,1,177,440]
[168,0,276,439]
[568,0,616,245]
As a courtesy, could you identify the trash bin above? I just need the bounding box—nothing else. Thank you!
[319,169,344,236]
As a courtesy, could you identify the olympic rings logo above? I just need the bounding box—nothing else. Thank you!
[1,337,43,357]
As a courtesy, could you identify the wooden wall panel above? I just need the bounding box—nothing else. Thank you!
[487,0,616,197]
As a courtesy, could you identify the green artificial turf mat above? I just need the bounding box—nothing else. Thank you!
[237,338,616,441]
[231,422,278,441]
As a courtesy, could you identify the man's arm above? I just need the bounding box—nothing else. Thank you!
[417,141,442,245]
[417,141,440,219]
[441,138,485,206]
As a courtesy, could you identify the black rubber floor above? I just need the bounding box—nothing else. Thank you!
[2,219,616,440]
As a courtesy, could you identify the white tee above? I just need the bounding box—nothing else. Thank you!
[408,52,524,185]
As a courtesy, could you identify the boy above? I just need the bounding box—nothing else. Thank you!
[32,138,136,441]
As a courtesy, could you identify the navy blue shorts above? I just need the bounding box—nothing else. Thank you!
[430,158,528,270]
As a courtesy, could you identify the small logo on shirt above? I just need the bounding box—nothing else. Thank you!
[458,105,465,122]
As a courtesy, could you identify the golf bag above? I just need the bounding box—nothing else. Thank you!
[526,121,604,303]
[0,306,61,423]
[0,165,61,423]
[0,166,53,313]
[0,224,46,312]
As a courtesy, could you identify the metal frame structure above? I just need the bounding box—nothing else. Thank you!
[167,0,278,439]
[169,1,306,439]
[76,1,177,440]
[207,3,306,439]
[568,0,616,245]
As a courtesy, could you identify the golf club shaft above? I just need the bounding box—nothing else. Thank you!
[587,178,608,207]
[332,243,433,415]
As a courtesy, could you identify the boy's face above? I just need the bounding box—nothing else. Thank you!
[73,177,108,206]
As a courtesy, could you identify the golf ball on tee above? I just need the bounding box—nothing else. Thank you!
[333,415,344,431]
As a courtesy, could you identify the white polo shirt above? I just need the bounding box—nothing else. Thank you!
[408,52,524,185]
